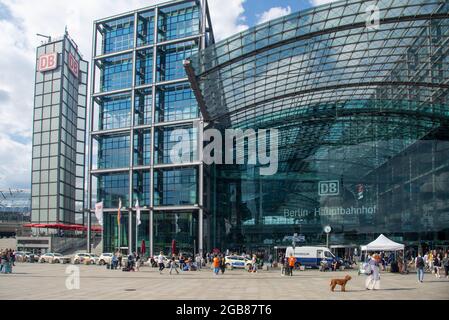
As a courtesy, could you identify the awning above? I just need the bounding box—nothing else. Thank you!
[361,234,404,252]
[23,223,102,232]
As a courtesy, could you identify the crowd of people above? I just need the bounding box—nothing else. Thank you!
[0,249,15,274]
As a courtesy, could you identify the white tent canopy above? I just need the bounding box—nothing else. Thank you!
[361,234,404,252]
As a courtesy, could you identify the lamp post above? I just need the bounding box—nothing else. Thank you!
[324,226,332,248]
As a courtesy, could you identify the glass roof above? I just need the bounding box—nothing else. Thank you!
[186,0,449,177]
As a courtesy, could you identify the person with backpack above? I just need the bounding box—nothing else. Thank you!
[415,253,425,283]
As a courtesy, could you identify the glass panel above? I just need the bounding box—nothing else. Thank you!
[154,167,198,206]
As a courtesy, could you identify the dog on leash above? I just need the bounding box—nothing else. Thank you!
[330,275,352,292]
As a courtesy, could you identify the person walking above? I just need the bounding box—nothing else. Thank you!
[169,255,180,275]
[4,250,12,274]
[158,251,166,274]
[287,254,296,277]
[118,251,123,269]
[268,254,273,268]
[220,255,226,275]
[134,252,141,272]
[415,253,425,283]
[365,254,381,290]
[433,254,442,278]
[195,254,202,270]
[428,251,434,274]
[442,253,449,279]
[111,253,118,270]
[0,250,6,274]
[212,255,220,276]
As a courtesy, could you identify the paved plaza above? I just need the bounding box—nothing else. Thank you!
[0,263,448,300]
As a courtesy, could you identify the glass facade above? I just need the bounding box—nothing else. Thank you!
[90,0,214,255]
[186,0,449,255]
[31,34,88,231]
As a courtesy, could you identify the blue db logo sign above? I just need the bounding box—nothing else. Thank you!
[319,181,340,196]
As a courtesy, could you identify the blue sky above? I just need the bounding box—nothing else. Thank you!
[244,0,311,26]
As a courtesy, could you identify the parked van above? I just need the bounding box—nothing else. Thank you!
[285,246,336,268]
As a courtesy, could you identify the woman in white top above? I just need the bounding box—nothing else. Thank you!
[365,254,381,290]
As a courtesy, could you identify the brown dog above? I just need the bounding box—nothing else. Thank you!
[330,275,352,292]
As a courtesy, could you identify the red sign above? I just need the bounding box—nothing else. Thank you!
[37,52,58,72]
[68,53,79,78]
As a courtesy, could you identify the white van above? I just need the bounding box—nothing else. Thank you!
[285,246,336,268]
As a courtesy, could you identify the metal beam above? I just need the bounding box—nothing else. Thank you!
[183,59,211,121]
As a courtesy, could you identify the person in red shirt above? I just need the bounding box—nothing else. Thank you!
[288,254,297,276]
[213,255,220,275]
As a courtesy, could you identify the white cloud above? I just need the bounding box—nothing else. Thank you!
[310,0,339,6]
[257,6,292,25]
[0,0,247,189]
[208,0,248,40]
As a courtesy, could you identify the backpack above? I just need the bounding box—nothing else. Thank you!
[416,257,424,268]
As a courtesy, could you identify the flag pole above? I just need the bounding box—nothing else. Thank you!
[118,198,121,251]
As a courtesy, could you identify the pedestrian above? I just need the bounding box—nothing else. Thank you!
[135,252,141,272]
[212,255,220,275]
[118,251,123,269]
[287,254,296,276]
[179,254,185,270]
[112,253,118,270]
[195,254,202,270]
[415,253,425,283]
[10,250,15,267]
[433,254,442,278]
[442,253,449,279]
[220,255,226,274]
[0,250,6,274]
[268,254,273,268]
[158,251,165,274]
[169,255,179,275]
[428,251,434,273]
[4,250,12,274]
[365,254,381,290]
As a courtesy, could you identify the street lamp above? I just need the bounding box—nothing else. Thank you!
[324,226,332,248]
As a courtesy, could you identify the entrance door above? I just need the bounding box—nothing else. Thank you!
[317,250,323,266]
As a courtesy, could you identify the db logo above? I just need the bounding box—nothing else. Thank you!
[319,181,340,196]
[38,52,58,72]
[68,53,79,78]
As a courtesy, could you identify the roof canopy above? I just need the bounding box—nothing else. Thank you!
[23,223,102,232]
[361,234,404,252]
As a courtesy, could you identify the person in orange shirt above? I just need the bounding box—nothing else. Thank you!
[213,255,220,275]
[288,254,297,276]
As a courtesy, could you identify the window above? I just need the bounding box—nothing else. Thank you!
[98,94,131,130]
[102,16,135,54]
[157,41,198,82]
[158,2,200,41]
[100,54,133,92]
[97,134,130,169]
[156,83,198,122]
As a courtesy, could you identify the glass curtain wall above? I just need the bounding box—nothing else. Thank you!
[90,0,213,255]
